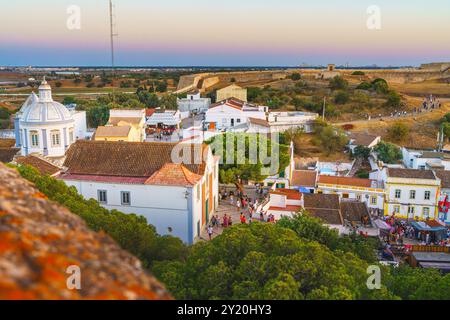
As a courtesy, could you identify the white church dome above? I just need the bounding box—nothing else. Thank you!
[20,79,73,123]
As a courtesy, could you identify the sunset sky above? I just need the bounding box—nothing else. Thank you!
[1,0,449,66]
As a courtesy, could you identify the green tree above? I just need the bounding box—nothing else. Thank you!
[334,91,350,104]
[353,145,371,159]
[290,73,302,81]
[385,90,401,108]
[153,221,391,300]
[356,81,372,90]
[16,165,187,269]
[159,94,177,110]
[329,76,348,90]
[62,96,77,105]
[374,141,402,164]
[313,122,349,155]
[86,104,110,128]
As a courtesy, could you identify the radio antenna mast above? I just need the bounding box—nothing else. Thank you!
[109,0,118,106]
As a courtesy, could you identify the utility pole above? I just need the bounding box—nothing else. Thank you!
[322,96,326,121]
[109,0,118,107]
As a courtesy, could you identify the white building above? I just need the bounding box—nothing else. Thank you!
[147,110,182,129]
[205,98,268,131]
[14,78,87,159]
[267,112,318,133]
[402,147,450,170]
[177,90,211,114]
[59,140,219,244]
[382,168,440,220]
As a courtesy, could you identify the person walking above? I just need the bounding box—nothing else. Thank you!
[207,225,213,240]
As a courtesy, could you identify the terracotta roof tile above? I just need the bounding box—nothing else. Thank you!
[0,163,171,300]
[108,117,143,126]
[318,175,374,188]
[270,188,302,200]
[292,170,317,187]
[15,155,61,176]
[435,170,450,189]
[303,193,343,225]
[387,168,437,180]
[248,117,270,127]
[340,201,369,223]
[95,126,132,138]
[0,147,19,163]
[63,140,207,178]
[145,163,202,186]
[348,132,380,147]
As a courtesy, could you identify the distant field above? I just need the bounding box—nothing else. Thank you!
[390,80,450,97]
[1,87,134,95]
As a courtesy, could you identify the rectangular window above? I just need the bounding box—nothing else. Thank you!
[410,190,416,199]
[121,191,131,206]
[423,207,430,218]
[395,189,401,199]
[393,205,400,213]
[236,118,241,123]
[371,196,377,205]
[98,190,107,204]
[424,191,431,200]
[30,131,39,147]
[51,130,61,147]
[408,206,415,214]
[69,128,74,144]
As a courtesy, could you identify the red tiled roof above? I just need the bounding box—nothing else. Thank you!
[303,193,343,225]
[59,173,149,184]
[270,188,302,200]
[387,168,437,180]
[248,117,270,127]
[268,205,302,212]
[0,163,171,300]
[318,175,374,188]
[292,170,317,187]
[63,140,207,178]
[348,132,380,147]
[340,201,369,223]
[146,108,156,117]
[108,117,143,126]
[95,125,131,138]
[15,155,61,176]
[209,98,246,111]
[145,163,202,186]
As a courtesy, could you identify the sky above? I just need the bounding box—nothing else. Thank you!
[1,0,449,67]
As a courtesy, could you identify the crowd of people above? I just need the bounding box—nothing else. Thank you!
[365,94,442,121]
[381,215,450,247]
[205,186,277,240]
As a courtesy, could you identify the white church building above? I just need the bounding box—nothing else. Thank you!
[14,78,87,160]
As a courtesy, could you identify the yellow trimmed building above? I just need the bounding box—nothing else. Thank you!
[382,168,440,220]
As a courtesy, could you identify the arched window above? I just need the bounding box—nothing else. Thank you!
[30,130,39,147]
[50,130,61,147]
